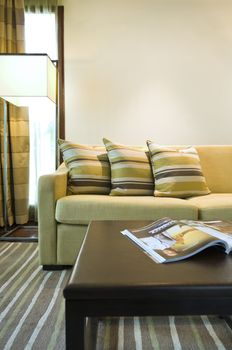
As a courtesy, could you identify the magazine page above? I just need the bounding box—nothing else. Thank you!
[121,218,229,263]
[181,220,232,251]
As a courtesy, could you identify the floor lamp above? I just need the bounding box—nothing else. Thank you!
[0,53,57,237]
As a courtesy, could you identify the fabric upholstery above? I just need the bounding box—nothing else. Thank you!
[38,166,68,265]
[57,224,87,265]
[0,0,30,226]
[38,145,232,267]
[187,194,232,221]
[59,139,111,194]
[0,0,25,52]
[56,195,198,225]
[195,146,232,193]
[24,0,57,13]
[147,142,210,198]
[103,138,153,196]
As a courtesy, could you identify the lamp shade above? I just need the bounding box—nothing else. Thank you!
[0,54,56,106]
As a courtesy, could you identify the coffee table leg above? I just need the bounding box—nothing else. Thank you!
[66,300,85,350]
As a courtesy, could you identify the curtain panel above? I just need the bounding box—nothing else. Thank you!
[25,6,58,222]
[0,0,30,227]
[24,0,57,13]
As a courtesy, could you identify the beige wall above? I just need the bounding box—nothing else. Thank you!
[64,0,232,145]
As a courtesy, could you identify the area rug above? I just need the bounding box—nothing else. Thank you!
[0,242,232,350]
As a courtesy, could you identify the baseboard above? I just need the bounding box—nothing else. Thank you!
[0,236,38,242]
[42,265,72,271]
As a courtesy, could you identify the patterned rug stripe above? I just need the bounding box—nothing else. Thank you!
[0,243,69,350]
[169,316,181,349]
[152,316,174,349]
[0,244,35,285]
[27,275,68,350]
[118,316,124,350]
[196,315,220,350]
[109,317,119,350]
[0,246,38,294]
[134,317,143,349]
[46,297,65,350]
[0,247,38,302]
[0,242,13,251]
[0,243,14,256]
[124,317,137,349]
[0,269,46,343]
[175,316,199,349]
[201,316,227,350]
[0,265,41,324]
[188,316,205,350]
[0,243,33,269]
[0,262,39,316]
[4,272,52,349]
[104,318,112,349]
[22,272,67,350]
[24,271,67,349]
[96,320,105,350]
[212,317,232,348]
[139,317,152,350]
[146,316,160,349]
[0,242,10,252]
[0,253,39,314]
[0,242,232,350]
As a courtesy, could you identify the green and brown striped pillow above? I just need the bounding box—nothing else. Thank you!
[147,141,210,198]
[58,139,111,194]
[103,138,154,196]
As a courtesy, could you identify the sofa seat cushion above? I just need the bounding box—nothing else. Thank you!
[187,194,232,220]
[56,195,198,224]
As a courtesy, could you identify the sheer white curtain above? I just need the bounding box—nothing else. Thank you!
[25,13,57,220]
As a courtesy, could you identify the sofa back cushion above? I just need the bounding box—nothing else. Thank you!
[103,138,154,196]
[58,139,111,194]
[195,145,232,193]
[147,142,210,198]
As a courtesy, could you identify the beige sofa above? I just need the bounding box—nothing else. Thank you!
[38,145,232,269]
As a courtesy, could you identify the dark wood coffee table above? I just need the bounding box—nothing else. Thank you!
[63,220,232,350]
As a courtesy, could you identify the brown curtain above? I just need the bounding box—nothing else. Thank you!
[0,0,30,228]
[24,0,57,13]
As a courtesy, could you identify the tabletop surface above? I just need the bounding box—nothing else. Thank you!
[64,220,232,299]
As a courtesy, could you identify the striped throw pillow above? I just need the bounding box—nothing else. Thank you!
[59,139,111,194]
[147,141,210,198]
[103,138,154,196]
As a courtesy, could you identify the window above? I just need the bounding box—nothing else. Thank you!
[25,13,57,217]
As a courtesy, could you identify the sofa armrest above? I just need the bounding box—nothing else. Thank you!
[38,165,69,265]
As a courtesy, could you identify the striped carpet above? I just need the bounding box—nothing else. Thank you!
[0,243,232,350]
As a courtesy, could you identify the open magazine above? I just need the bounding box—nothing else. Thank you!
[121,218,232,263]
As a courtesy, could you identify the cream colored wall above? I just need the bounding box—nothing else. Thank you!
[64,0,232,145]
